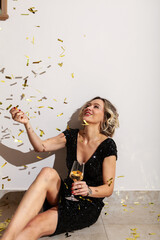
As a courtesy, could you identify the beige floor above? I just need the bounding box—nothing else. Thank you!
[0,191,160,240]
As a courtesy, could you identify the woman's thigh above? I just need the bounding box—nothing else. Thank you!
[16,207,58,240]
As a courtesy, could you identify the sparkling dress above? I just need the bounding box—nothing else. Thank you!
[43,129,117,236]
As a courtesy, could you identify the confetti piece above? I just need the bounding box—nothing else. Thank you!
[38,106,45,108]
[26,59,29,66]
[0,68,5,73]
[149,202,154,205]
[21,93,25,100]
[5,76,12,79]
[64,98,68,104]
[21,14,29,15]
[37,156,42,159]
[39,129,45,137]
[26,99,32,102]
[148,233,156,235]
[33,60,42,64]
[15,76,23,79]
[0,102,2,105]
[105,212,108,215]
[47,65,51,68]
[67,124,70,130]
[57,113,63,117]
[58,38,63,42]
[107,177,113,187]
[7,179,11,181]
[23,79,28,87]
[117,175,125,178]
[71,73,74,78]
[18,130,24,136]
[12,136,22,143]
[1,162,7,168]
[58,63,63,67]
[82,120,89,125]
[53,99,57,102]
[28,7,38,14]
[6,104,12,110]
[60,55,65,57]
[134,202,140,205]
[48,106,54,109]
[65,232,71,238]
[56,128,61,131]
[1,80,5,83]
[39,71,46,75]
[10,82,17,86]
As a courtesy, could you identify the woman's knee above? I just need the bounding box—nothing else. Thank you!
[38,167,60,183]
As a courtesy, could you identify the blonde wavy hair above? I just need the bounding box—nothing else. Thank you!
[79,96,119,137]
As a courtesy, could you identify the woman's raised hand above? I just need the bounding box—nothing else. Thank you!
[10,107,29,125]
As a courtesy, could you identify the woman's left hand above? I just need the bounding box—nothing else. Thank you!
[71,181,89,196]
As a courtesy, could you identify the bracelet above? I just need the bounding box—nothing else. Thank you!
[87,186,92,196]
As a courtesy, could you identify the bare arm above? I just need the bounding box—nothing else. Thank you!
[72,155,116,198]
[10,107,66,152]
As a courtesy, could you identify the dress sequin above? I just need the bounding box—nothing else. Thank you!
[43,129,117,236]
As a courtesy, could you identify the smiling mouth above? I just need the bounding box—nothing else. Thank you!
[84,111,93,116]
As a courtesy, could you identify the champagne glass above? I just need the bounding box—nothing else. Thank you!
[65,161,84,201]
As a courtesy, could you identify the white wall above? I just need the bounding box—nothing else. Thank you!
[0,0,160,191]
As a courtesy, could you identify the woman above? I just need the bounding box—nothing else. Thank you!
[1,96,119,240]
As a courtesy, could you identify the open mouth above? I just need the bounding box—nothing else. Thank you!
[84,111,92,116]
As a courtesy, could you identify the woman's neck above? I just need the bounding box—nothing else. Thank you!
[80,125,102,143]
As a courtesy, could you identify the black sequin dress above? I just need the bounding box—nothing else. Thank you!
[43,129,117,236]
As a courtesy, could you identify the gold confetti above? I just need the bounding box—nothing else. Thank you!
[58,38,63,42]
[6,104,12,110]
[48,107,54,109]
[82,120,89,125]
[148,233,156,235]
[2,176,9,180]
[0,102,2,105]
[1,162,7,168]
[18,130,24,136]
[1,80,5,83]
[7,179,11,181]
[39,129,45,137]
[39,71,46,75]
[37,156,42,159]
[21,14,29,15]
[117,175,125,178]
[26,99,32,102]
[12,136,22,143]
[60,55,65,58]
[71,73,74,78]
[38,106,45,108]
[28,7,38,14]
[107,177,113,187]
[33,60,42,64]
[64,98,68,104]
[56,128,61,131]
[5,76,12,79]
[53,99,57,102]
[57,113,63,117]
[67,124,70,130]
[21,93,25,100]
[2,184,4,189]
[58,62,63,67]
[134,202,140,205]
[149,202,154,205]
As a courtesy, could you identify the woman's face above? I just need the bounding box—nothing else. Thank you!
[82,99,105,125]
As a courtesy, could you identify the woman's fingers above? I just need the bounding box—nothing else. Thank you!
[72,181,89,196]
[9,107,29,124]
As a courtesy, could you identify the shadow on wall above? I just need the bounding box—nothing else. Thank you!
[0,108,82,179]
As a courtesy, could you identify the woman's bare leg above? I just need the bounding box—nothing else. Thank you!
[1,167,61,240]
[15,207,58,240]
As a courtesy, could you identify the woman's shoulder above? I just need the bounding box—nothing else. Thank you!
[63,128,79,138]
[101,137,118,159]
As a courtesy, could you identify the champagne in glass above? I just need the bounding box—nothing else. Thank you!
[66,161,84,201]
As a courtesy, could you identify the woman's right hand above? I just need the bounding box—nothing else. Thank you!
[10,107,29,125]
